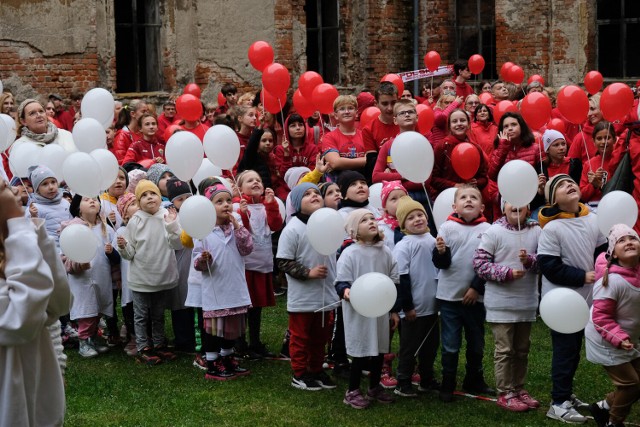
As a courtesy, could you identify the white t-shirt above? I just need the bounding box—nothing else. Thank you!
[393,233,438,316]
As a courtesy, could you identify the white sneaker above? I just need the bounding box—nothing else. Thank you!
[570,394,590,409]
[79,340,98,358]
[546,401,587,424]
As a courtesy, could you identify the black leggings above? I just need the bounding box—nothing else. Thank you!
[248,307,262,348]
[202,332,235,353]
[349,354,384,391]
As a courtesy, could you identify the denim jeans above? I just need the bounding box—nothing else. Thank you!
[438,299,486,378]
[550,329,584,403]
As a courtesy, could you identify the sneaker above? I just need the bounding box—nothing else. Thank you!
[205,359,236,381]
[462,379,496,396]
[589,402,610,427]
[394,384,418,398]
[273,287,286,296]
[570,394,590,410]
[546,401,588,424]
[497,392,529,412]
[193,354,207,371]
[236,348,263,361]
[418,378,441,393]
[78,339,98,358]
[252,343,277,359]
[119,324,128,342]
[314,371,337,389]
[154,345,177,361]
[136,347,162,366]
[411,372,421,386]
[379,372,398,389]
[333,362,351,380]
[64,324,79,340]
[291,374,322,391]
[222,355,250,377]
[367,385,394,404]
[343,389,370,409]
[88,336,109,354]
[107,335,121,348]
[518,389,540,409]
[124,338,138,357]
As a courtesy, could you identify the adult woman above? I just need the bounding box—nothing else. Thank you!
[429,94,463,148]
[0,92,16,120]
[45,101,63,129]
[464,94,481,121]
[11,99,76,153]
[480,81,492,93]
[470,104,498,156]
[113,99,147,164]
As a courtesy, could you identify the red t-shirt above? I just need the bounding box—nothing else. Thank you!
[321,128,365,159]
[455,80,474,99]
[184,122,210,142]
[362,118,399,153]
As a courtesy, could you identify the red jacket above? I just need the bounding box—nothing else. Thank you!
[113,128,143,165]
[121,137,166,165]
[235,194,284,233]
[430,100,463,147]
[470,121,498,156]
[432,134,488,193]
[455,80,474,99]
[156,113,178,143]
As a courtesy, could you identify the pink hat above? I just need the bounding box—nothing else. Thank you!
[381,180,407,208]
[607,223,640,257]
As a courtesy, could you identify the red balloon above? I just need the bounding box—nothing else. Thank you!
[601,83,635,122]
[248,41,274,72]
[175,94,203,122]
[164,124,183,144]
[262,63,291,96]
[468,54,485,74]
[415,104,428,115]
[298,71,324,100]
[360,107,381,127]
[494,100,518,124]
[520,92,552,130]
[311,83,339,115]
[380,74,404,96]
[451,142,481,180]
[217,92,226,106]
[417,106,435,133]
[261,89,286,114]
[584,71,604,96]
[500,62,514,81]
[557,85,589,124]
[547,118,566,134]
[183,83,201,99]
[424,51,441,72]
[293,89,315,119]
[479,92,494,105]
[509,65,525,84]
[527,74,545,86]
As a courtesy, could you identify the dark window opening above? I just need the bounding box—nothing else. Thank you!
[597,0,640,78]
[305,0,340,84]
[454,0,496,80]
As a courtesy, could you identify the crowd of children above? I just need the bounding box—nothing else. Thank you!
[3,61,640,427]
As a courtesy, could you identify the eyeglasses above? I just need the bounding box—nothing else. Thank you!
[336,106,356,113]
[396,110,417,117]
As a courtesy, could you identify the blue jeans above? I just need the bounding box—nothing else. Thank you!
[438,299,486,378]
[550,329,584,404]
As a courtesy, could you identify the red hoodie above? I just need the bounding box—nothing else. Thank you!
[273,115,318,177]
[432,134,488,193]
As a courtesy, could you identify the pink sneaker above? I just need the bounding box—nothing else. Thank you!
[343,389,370,409]
[497,392,529,412]
[517,390,540,408]
[411,373,421,386]
[379,372,398,389]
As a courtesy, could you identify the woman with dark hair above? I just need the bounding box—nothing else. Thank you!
[470,104,498,156]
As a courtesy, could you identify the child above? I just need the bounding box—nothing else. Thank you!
[26,165,71,247]
[235,105,258,171]
[362,82,400,181]
[146,163,175,204]
[473,199,542,412]
[274,113,318,189]
[276,182,339,390]
[62,195,119,358]
[235,170,283,358]
[116,179,183,365]
[580,122,621,208]
[537,174,607,423]
[238,128,283,199]
[0,179,71,427]
[121,113,166,165]
[337,171,381,220]
[335,209,399,409]
[319,182,341,210]
[586,224,640,427]
[192,179,253,380]
[378,180,408,251]
[433,184,493,402]
[392,196,440,398]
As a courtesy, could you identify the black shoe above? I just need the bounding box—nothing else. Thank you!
[251,343,276,359]
[589,402,610,427]
[439,389,455,403]
[394,384,418,398]
[462,379,496,396]
[333,362,351,380]
[418,378,441,393]
[274,287,286,296]
[291,374,322,391]
[313,371,337,389]
[439,375,456,403]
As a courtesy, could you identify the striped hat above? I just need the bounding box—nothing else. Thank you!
[544,174,575,206]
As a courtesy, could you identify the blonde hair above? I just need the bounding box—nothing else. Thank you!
[589,93,601,110]
[333,95,357,112]
[234,105,256,119]
[435,94,455,110]
[453,183,482,202]
[236,169,262,190]
[392,99,416,115]
[237,92,255,106]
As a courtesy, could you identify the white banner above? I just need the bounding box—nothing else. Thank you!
[397,65,454,83]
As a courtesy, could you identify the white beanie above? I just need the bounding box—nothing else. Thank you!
[542,129,564,152]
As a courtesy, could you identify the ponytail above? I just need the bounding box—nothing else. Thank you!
[602,257,613,288]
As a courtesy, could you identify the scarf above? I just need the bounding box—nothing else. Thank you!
[339,198,369,209]
[32,189,63,205]
[379,213,399,231]
[446,212,488,225]
[21,122,59,144]
[293,212,311,224]
[538,203,589,229]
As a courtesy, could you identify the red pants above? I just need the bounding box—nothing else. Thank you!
[77,316,100,340]
[288,312,333,378]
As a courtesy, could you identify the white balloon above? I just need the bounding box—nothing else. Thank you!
[391,131,434,183]
[432,187,457,229]
[81,88,115,130]
[62,152,103,196]
[497,160,539,208]
[539,287,589,334]
[90,148,119,191]
[203,125,240,170]
[9,143,41,177]
[349,272,398,318]
[369,183,383,210]
[0,114,16,152]
[179,195,216,239]
[72,118,107,153]
[165,131,204,181]
[307,207,344,255]
[192,158,223,188]
[597,191,639,236]
[38,144,68,181]
[59,224,100,263]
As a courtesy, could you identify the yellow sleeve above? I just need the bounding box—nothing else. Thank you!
[299,168,323,184]
[180,230,194,248]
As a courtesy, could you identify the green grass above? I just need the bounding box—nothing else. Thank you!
[64,296,640,427]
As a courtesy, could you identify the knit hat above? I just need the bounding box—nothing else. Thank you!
[146,163,173,186]
[526,81,542,92]
[203,178,231,201]
[127,169,147,194]
[135,179,161,201]
[607,224,640,257]
[166,177,192,202]
[28,165,56,192]
[17,99,40,120]
[290,182,319,213]
[544,174,575,205]
[284,166,311,191]
[542,129,564,152]
[344,208,374,240]
[10,176,30,187]
[69,194,100,218]
[381,180,407,208]
[318,182,339,199]
[356,91,375,118]
[338,170,367,198]
[116,192,137,219]
[396,196,428,233]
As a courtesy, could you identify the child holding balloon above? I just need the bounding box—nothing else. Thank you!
[586,224,640,427]
[580,121,623,208]
[335,208,399,409]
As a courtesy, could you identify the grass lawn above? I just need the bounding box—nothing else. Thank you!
[64,295,640,427]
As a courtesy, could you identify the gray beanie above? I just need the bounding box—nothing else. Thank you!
[28,165,57,192]
[290,182,319,213]
[146,164,173,186]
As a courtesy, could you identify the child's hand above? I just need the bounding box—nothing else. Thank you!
[467,178,477,186]
[315,153,330,174]
[200,251,212,264]
[264,188,275,204]
[462,288,478,305]
[436,236,447,254]
[585,271,596,284]
[405,309,417,322]
[105,243,113,254]
[29,203,38,218]
[538,174,547,194]
[343,288,350,301]
[239,199,248,213]
[308,265,328,279]
[108,211,117,224]
[155,157,164,164]
[117,236,127,249]
[80,262,91,271]
[390,312,400,330]
[230,214,241,230]
[518,249,528,264]
[511,269,525,280]
[164,206,178,223]
[0,181,25,238]
[621,339,634,350]
[281,139,290,156]
[454,96,464,105]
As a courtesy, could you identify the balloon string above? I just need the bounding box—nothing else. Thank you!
[579,124,593,172]
[601,122,611,171]
[421,182,436,234]
[201,238,219,306]
[517,206,523,267]
[313,300,341,313]
[538,138,544,172]
[228,169,244,199]
[277,97,287,144]
[430,76,433,100]
[594,323,640,357]
[414,318,438,357]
